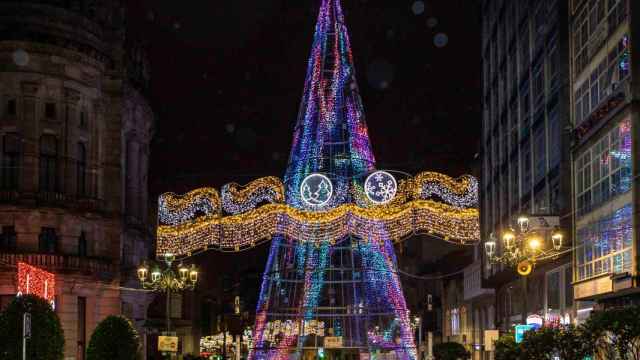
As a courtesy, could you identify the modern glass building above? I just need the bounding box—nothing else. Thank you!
[480,0,573,332]
[569,0,638,313]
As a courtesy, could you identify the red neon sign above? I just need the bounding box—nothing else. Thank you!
[17,261,55,304]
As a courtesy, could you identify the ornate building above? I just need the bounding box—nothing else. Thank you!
[0,1,153,359]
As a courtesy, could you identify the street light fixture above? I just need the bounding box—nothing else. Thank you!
[485,215,567,276]
[137,254,199,335]
[484,215,568,324]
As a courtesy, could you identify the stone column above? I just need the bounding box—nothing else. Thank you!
[64,88,81,197]
[20,82,40,198]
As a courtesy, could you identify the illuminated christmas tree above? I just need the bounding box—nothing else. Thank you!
[250,1,416,359]
[154,1,480,359]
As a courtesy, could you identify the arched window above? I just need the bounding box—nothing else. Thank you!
[2,133,20,190]
[38,227,57,254]
[77,142,87,196]
[39,135,58,192]
[78,231,87,257]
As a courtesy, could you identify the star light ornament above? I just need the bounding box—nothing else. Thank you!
[300,173,333,207]
[365,171,398,205]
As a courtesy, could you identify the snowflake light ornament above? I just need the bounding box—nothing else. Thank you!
[365,170,397,204]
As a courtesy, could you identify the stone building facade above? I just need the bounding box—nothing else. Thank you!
[0,1,154,359]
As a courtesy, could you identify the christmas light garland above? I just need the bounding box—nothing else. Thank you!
[158,187,220,225]
[157,171,478,227]
[17,261,56,306]
[412,172,478,207]
[156,199,479,256]
[221,176,285,215]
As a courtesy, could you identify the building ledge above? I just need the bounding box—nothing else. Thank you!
[0,252,117,280]
[574,272,636,301]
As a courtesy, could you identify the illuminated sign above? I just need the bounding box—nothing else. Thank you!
[526,315,543,330]
[515,324,533,343]
[17,262,55,307]
[158,336,179,352]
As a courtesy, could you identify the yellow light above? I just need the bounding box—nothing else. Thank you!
[552,230,563,250]
[137,264,148,282]
[155,173,481,257]
[528,237,542,251]
[502,230,515,248]
[179,263,189,281]
[189,264,198,283]
[156,200,480,256]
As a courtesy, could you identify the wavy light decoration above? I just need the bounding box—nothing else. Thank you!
[158,187,220,226]
[412,172,479,207]
[156,199,479,256]
[221,176,285,215]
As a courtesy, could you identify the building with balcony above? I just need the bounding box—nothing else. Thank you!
[480,0,574,330]
[461,245,494,360]
[0,1,154,359]
[569,0,638,312]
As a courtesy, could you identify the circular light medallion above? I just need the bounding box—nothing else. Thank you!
[517,260,533,276]
[365,170,398,205]
[300,173,333,207]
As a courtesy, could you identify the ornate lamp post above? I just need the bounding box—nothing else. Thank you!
[137,253,199,334]
[484,215,567,323]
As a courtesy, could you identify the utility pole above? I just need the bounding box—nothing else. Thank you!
[23,312,31,360]
[425,294,433,360]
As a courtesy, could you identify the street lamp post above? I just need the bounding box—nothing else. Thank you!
[484,215,566,323]
[414,316,422,360]
[137,253,199,336]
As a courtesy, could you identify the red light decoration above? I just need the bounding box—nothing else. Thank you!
[17,261,55,304]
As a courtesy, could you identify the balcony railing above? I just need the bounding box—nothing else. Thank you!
[0,188,105,213]
[0,253,118,279]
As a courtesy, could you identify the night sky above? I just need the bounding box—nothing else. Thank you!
[126,0,482,196]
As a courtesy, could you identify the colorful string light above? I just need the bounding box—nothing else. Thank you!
[222,176,285,215]
[17,261,56,305]
[157,171,478,232]
[157,1,480,359]
[158,188,220,225]
[412,172,478,207]
[156,200,479,256]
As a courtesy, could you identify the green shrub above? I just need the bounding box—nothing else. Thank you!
[583,306,640,359]
[433,341,470,360]
[494,333,520,360]
[86,315,140,360]
[0,294,64,360]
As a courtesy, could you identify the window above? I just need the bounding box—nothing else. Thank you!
[6,99,16,116]
[576,204,632,281]
[574,33,630,125]
[79,110,87,128]
[45,103,56,120]
[450,308,460,336]
[78,231,87,257]
[2,133,20,190]
[547,271,560,312]
[0,226,16,251]
[38,227,58,254]
[548,108,561,168]
[39,135,58,192]
[532,65,545,105]
[575,119,631,216]
[564,266,573,308]
[533,125,546,184]
[77,143,86,196]
[521,139,532,194]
